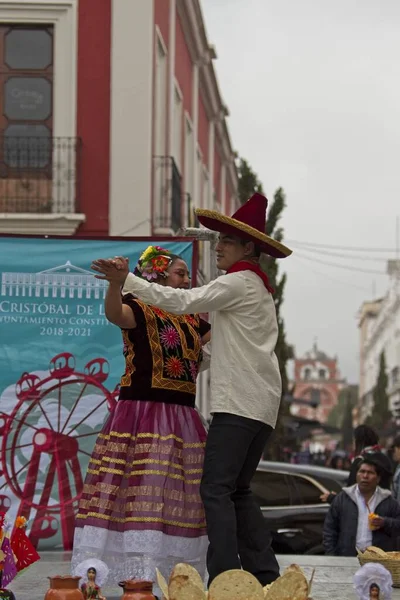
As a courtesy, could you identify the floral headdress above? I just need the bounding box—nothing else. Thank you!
[134,245,173,282]
[73,558,109,587]
[353,563,392,600]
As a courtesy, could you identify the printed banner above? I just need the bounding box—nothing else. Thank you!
[0,236,194,549]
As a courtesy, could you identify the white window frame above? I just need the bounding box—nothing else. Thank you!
[0,1,83,233]
[183,112,194,226]
[172,78,183,172]
[202,164,209,209]
[0,0,78,138]
[153,26,168,230]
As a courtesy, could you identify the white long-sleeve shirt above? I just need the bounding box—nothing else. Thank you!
[355,486,378,551]
[122,271,282,426]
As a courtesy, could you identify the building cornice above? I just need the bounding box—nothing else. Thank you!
[0,213,85,236]
[362,295,400,354]
[177,0,238,199]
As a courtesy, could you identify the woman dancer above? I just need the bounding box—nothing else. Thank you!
[72,246,210,591]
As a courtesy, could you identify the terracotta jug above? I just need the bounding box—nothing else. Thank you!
[0,570,16,599]
[0,589,16,600]
[44,576,84,600]
[118,579,157,600]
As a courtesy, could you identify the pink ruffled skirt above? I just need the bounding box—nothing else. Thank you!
[72,400,207,586]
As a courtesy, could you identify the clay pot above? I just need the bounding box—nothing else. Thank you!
[0,589,16,600]
[118,579,157,600]
[44,576,84,600]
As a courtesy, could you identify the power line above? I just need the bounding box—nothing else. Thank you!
[293,245,388,263]
[293,255,372,292]
[294,252,386,275]
[286,238,397,253]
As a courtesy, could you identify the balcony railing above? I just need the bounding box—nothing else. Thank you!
[153,156,182,232]
[0,136,81,213]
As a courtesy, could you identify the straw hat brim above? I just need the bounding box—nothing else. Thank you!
[195,208,292,259]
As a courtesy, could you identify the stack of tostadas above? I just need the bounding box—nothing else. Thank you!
[156,562,312,599]
[357,546,400,587]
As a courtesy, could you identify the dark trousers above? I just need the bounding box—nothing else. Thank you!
[200,412,280,586]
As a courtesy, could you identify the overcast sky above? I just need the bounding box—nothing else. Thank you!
[202,0,400,383]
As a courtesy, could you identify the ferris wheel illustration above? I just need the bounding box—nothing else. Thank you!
[0,352,118,550]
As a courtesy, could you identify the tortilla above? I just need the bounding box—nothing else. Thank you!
[283,564,302,575]
[263,583,272,598]
[208,569,264,600]
[264,570,309,600]
[156,567,170,600]
[364,546,387,557]
[168,574,206,600]
[169,562,204,591]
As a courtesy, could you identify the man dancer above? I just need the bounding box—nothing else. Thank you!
[92,193,292,586]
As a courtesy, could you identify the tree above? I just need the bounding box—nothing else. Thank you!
[236,158,293,459]
[368,351,391,431]
[341,393,355,450]
[237,157,264,205]
[327,385,358,430]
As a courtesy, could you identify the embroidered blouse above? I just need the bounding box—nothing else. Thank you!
[118,295,210,408]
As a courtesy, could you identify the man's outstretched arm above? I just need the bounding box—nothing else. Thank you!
[91,258,245,314]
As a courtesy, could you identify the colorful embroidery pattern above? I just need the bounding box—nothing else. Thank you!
[159,325,180,349]
[189,361,199,382]
[121,329,136,386]
[120,301,203,395]
[165,357,185,378]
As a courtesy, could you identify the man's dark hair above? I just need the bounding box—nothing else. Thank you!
[393,435,400,448]
[359,458,382,478]
[239,239,261,258]
[354,425,379,455]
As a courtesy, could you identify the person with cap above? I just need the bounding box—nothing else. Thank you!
[323,457,400,556]
[320,426,393,504]
[91,193,292,588]
[391,435,400,503]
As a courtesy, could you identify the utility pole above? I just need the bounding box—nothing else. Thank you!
[396,216,400,297]
[176,226,220,280]
[176,226,219,421]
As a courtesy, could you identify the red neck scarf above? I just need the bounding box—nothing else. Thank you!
[227,261,275,294]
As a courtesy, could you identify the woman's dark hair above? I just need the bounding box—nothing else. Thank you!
[88,567,97,575]
[331,455,345,470]
[370,582,380,591]
[393,435,400,448]
[133,251,185,283]
[169,254,184,264]
[354,425,379,455]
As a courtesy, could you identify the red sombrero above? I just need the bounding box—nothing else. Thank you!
[195,192,292,258]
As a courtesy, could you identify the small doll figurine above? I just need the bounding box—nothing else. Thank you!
[74,559,108,600]
[370,583,381,599]
[0,514,17,599]
[10,515,40,573]
[353,563,392,600]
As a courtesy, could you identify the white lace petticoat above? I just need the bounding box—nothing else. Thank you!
[71,525,208,590]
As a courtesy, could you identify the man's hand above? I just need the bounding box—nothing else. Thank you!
[91,257,129,285]
[320,491,336,503]
[370,515,385,530]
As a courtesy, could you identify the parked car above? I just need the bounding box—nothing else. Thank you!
[251,461,348,554]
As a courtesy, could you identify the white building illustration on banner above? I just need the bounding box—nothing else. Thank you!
[1,261,107,300]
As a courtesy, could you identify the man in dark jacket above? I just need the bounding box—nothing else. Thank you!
[323,458,400,556]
